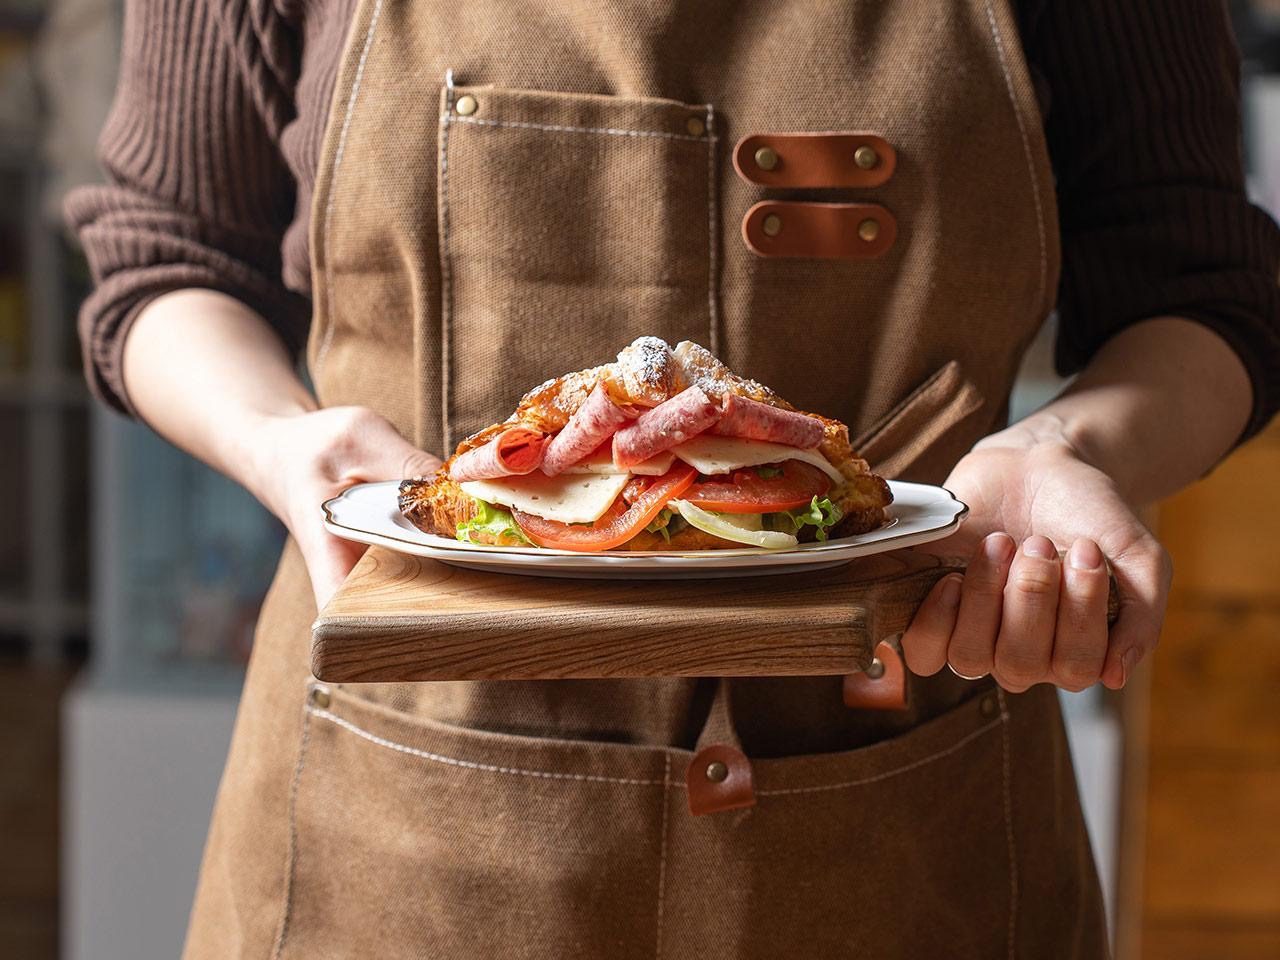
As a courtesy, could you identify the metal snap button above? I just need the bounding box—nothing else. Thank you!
[762,213,783,237]
[979,694,999,719]
[865,657,885,680]
[686,116,706,136]
[705,760,729,783]
[857,218,881,243]
[754,146,779,171]
[455,95,478,116]
[854,145,880,170]
[310,685,331,709]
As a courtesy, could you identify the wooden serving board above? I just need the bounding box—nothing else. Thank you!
[311,547,982,682]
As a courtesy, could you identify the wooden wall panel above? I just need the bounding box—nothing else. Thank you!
[1133,424,1280,960]
[1148,607,1280,763]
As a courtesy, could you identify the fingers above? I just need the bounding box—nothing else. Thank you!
[1051,538,1110,691]
[905,533,1141,693]
[299,524,367,610]
[990,536,1062,692]
[945,533,1016,680]
[902,574,963,676]
[1099,535,1171,690]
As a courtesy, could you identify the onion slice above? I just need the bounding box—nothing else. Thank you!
[669,499,799,550]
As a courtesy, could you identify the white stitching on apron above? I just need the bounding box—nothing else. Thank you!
[754,717,1002,797]
[984,0,1048,314]
[705,104,720,357]
[655,753,670,959]
[997,689,1018,958]
[308,705,667,785]
[270,704,315,959]
[438,79,457,453]
[449,114,708,141]
[314,0,387,375]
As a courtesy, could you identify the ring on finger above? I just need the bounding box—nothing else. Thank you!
[947,662,989,681]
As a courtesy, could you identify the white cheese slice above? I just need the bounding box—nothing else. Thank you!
[671,435,844,484]
[460,472,630,524]
[561,447,675,476]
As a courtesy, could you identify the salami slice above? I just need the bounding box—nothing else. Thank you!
[447,426,547,482]
[711,393,824,449]
[541,382,631,476]
[612,385,721,467]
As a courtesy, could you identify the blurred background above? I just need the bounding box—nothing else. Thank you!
[0,1,1277,957]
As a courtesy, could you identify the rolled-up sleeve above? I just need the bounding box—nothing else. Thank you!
[1028,0,1280,442]
[65,0,310,416]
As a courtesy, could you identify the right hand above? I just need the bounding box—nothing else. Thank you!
[245,406,443,608]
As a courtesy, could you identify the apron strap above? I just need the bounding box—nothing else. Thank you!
[686,678,756,816]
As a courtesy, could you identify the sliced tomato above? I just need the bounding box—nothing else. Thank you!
[682,459,831,513]
[512,462,697,552]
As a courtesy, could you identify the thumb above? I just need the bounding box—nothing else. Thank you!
[356,417,445,481]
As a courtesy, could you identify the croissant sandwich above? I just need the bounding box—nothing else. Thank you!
[398,337,892,552]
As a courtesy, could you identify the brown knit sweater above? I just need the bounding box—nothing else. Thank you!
[67,0,1280,441]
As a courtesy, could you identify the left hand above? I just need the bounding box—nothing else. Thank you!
[901,432,1172,692]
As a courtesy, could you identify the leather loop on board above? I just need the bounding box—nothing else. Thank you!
[843,639,909,711]
[686,744,756,816]
[743,201,896,260]
[733,132,896,188]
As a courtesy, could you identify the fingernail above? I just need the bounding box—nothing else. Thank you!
[1023,535,1057,560]
[984,533,1015,563]
[1069,538,1104,571]
[939,575,962,609]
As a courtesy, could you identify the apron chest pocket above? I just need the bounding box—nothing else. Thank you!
[439,83,719,448]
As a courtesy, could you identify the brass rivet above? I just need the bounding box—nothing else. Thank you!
[979,695,999,719]
[754,146,779,171]
[857,218,880,243]
[854,145,879,170]
[310,686,331,709]
[686,116,706,136]
[762,213,783,237]
[866,657,885,680]
[454,95,478,116]
[705,761,729,783]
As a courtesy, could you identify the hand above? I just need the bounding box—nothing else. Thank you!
[245,407,443,608]
[901,432,1172,693]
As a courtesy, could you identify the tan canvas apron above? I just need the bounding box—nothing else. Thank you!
[183,2,1110,957]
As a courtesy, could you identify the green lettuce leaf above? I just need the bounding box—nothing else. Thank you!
[766,495,843,541]
[644,507,690,544]
[454,498,534,546]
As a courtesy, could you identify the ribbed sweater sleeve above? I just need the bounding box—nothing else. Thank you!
[1028,0,1280,442]
[64,0,310,416]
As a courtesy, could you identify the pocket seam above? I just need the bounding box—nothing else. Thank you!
[754,716,1002,797]
[309,703,668,786]
[998,688,1018,958]
[451,114,708,143]
[270,705,315,960]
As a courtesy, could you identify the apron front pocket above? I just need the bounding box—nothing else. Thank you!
[274,684,672,959]
[439,84,718,449]
[663,685,1016,959]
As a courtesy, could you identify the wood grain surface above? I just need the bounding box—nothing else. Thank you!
[312,547,976,682]
[313,546,1121,683]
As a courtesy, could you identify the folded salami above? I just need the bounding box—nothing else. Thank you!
[712,393,824,449]
[541,382,631,476]
[447,426,547,482]
[612,385,721,468]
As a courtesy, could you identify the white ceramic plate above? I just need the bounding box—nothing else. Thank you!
[321,480,967,579]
